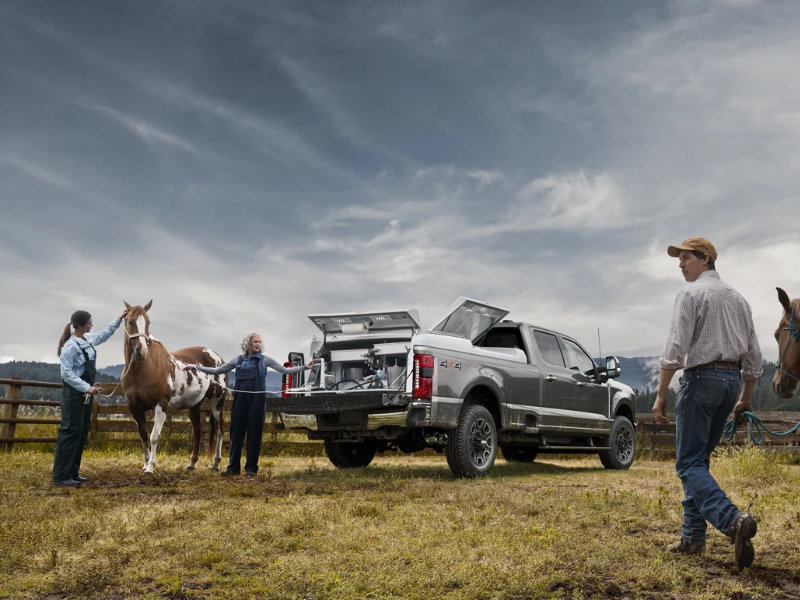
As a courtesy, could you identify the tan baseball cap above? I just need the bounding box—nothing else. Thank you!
[667,237,718,261]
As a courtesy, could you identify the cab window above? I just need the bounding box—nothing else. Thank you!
[561,338,596,373]
[532,330,565,367]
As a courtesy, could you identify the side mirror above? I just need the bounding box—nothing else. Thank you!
[605,356,621,379]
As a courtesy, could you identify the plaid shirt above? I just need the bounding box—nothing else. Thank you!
[659,270,762,380]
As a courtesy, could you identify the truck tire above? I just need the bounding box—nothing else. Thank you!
[445,405,498,478]
[599,416,636,470]
[500,445,538,463]
[324,439,377,469]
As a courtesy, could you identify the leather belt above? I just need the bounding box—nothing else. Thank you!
[695,361,740,371]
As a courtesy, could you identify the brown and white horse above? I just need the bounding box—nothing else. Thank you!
[773,287,800,399]
[121,300,228,474]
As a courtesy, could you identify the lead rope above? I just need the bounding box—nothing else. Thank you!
[723,410,800,445]
[83,362,132,404]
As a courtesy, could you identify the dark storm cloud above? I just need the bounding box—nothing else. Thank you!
[1,0,800,366]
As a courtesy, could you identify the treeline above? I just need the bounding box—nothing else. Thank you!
[3,360,796,413]
[0,361,120,402]
[634,363,799,414]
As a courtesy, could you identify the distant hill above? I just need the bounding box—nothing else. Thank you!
[0,361,120,402]
[98,364,124,379]
[604,356,659,391]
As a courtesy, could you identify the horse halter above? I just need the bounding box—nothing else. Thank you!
[776,301,800,384]
[125,323,150,346]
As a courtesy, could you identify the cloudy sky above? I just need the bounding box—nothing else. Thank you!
[2,0,800,369]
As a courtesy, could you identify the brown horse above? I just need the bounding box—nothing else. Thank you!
[121,300,228,474]
[773,287,800,399]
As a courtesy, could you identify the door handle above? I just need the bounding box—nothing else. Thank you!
[545,375,556,382]
[577,382,586,387]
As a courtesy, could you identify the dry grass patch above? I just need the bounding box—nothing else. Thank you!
[0,448,799,599]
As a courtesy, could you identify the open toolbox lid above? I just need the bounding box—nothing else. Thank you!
[308,309,422,336]
[429,297,509,343]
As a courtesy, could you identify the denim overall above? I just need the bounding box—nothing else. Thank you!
[227,354,267,474]
[52,343,96,482]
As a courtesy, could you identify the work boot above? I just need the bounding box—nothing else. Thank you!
[731,512,757,571]
[52,479,81,488]
[668,539,705,555]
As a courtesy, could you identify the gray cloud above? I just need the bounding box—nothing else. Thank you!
[1,0,799,369]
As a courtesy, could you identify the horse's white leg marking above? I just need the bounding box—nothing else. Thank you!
[145,404,168,473]
[141,438,150,471]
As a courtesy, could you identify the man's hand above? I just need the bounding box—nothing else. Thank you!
[652,393,670,423]
[733,399,753,423]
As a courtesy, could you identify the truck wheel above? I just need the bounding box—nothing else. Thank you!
[323,439,377,469]
[599,416,636,470]
[500,446,538,463]
[445,405,497,478]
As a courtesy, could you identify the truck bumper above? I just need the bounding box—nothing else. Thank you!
[267,391,411,415]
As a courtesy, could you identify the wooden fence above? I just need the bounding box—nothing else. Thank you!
[4,376,800,455]
[636,412,800,456]
[0,376,286,451]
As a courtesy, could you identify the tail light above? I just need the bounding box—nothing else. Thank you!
[282,362,293,398]
[413,354,434,399]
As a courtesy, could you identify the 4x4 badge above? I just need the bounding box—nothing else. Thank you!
[440,360,461,370]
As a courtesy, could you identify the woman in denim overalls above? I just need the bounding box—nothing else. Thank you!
[53,309,125,487]
[194,332,313,477]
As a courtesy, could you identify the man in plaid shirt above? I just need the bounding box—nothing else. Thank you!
[653,237,762,571]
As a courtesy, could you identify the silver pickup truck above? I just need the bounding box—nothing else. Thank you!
[271,297,636,478]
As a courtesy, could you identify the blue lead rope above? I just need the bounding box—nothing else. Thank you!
[723,410,800,445]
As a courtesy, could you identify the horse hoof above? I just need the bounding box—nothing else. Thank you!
[185,465,195,471]
[209,466,220,472]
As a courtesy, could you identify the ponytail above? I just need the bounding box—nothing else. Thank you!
[57,310,92,357]
[56,323,71,357]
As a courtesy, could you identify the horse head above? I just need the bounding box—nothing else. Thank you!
[123,300,153,362]
[773,287,800,399]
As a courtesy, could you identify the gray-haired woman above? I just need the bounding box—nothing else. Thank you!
[192,332,314,477]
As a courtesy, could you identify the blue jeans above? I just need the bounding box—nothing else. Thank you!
[675,367,742,544]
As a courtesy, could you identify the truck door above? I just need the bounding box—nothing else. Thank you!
[559,337,610,423]
[530,328,580,428]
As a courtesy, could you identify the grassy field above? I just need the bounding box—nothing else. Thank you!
[1,447,800,600]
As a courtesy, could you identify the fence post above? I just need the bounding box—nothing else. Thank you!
[1,376,22,451]
[90,400,100,440]
[270,411,280,441]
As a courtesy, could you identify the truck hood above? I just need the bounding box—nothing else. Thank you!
[308,310,421,336]
[429,297,509,343]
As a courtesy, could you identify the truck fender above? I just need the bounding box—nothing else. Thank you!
[611,390,635,423]
[460,375,505,426]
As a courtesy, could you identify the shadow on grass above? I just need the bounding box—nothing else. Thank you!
[271,455,609,485]
[41,453,616,500]
[697,553,800,598]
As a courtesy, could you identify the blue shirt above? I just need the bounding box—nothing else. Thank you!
[196,352,305,383]
[60,317,122,392]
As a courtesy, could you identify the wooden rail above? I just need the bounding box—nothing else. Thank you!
[4,376,800,456]
[0,377,288,451]
[636,412,800,456]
